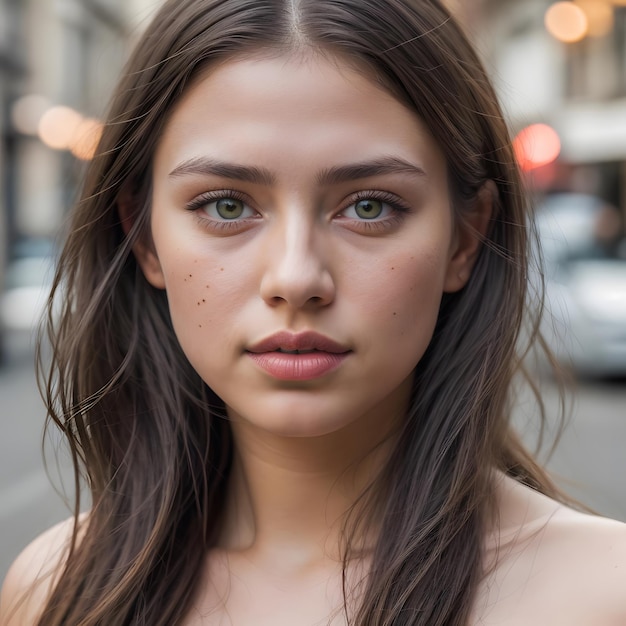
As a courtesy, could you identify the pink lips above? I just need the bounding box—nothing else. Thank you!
[246,331,351,381]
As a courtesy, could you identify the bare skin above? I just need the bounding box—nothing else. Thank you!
[2,54,626,625]
[474,475,626,626]
[194,474,626,626]
[2,477,626,625]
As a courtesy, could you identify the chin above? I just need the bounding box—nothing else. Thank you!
[225,401,362,439]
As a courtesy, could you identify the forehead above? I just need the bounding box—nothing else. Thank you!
[154,52,447,183]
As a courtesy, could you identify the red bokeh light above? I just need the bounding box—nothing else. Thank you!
[513,123,561,172]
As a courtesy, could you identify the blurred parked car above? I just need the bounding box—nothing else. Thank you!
[535,193,626,377]
[0,238,57,356]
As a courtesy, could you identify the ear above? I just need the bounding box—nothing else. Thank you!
[443,180,496,293]
[117,190,166,290]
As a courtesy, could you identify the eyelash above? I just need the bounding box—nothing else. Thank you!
[185,189,411,234]
[185,189,257,233]
[340,190,411,233]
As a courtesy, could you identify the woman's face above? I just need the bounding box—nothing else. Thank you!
[142,53,475,439]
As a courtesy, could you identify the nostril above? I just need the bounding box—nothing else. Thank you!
[259,262,336,309]
[269,295,287,305]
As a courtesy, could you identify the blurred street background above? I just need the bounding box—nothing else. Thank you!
[1,0,626,581]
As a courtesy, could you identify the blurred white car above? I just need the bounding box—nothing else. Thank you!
[535,193,626,377]
[0,239,57,336]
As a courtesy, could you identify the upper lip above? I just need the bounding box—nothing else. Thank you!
[247,331,350,354]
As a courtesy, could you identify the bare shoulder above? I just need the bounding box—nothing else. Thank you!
[476,475,626,625]
[0,514,85,626]
[538,505,626,619]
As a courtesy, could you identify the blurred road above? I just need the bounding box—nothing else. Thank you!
[514,373,626,521]
[0,333,75,584]
[0,335,625,583]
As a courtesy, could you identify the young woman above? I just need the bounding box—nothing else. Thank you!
[2,0,625,624]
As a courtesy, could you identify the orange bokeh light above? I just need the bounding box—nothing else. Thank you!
[576,0,614,37]
[513,124,562,172]
[70,118,104,160]
[545,2,589,42]
[38,106,83,150]
[37,105,102,160]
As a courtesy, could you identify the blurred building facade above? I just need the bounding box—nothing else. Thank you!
[0,0,159,270]
[479,0,626,220]
[0,0,23,292]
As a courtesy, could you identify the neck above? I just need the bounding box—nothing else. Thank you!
[219,402,404,566]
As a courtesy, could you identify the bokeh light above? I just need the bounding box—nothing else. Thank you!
[70,118,104,161]
[513,123,562,172]
[10,94,52,135]
[37,105,102,159]
[38,106,83,151]
[545,2,589,43]
[576,0,614,37]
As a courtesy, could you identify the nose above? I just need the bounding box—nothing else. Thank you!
[259,217,335,310]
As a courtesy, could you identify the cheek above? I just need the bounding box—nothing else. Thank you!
[158,250,249,359]
[356,250,447,322]
[354,250,447,368]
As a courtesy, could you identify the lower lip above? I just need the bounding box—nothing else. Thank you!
[247,351,348,381]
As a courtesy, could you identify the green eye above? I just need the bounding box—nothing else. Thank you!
[216,198,245,219]
[354,199,384,219]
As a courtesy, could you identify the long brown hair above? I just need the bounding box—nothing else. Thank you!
[37,0,562,624]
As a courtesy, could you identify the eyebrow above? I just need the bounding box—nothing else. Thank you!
[316,156,427,186]
[168,155,426,186]
[168,157,276,185]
